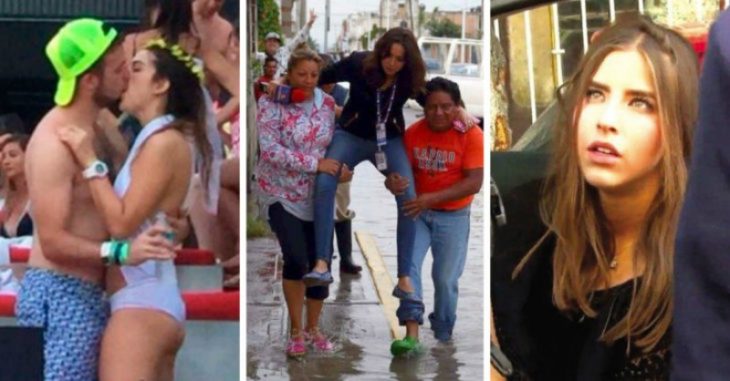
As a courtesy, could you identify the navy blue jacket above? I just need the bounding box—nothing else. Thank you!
[318,51,424,140]
[674,10,730,380]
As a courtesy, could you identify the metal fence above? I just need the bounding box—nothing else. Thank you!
[0,0,142,20]
[492,0,724,145]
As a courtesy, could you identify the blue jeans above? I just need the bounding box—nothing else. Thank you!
[314,129,417,277]
[396,206,470,341]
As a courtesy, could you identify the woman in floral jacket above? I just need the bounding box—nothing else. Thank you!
[255,48,351,358]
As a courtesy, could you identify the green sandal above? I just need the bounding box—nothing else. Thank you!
[390,336,420,356]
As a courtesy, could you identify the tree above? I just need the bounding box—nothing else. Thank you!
[427,18,460,38]
[417,5,426,36]
[360,23,387,50]
[257,0,282,51]
[307,36,320,52]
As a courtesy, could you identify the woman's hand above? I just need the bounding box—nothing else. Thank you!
[57,125,97,167]
[454,107,479,132]
[338,164,353,183]
[317,158,341,176]
[126,224,177,266]
[265,78,285,98]
[307,9,317,28]
[384,173,409,196]
[179,33,202,55]
[166,212,191,246]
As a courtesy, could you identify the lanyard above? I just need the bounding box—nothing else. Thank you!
[375,82,397,171]
[376,82,397,128]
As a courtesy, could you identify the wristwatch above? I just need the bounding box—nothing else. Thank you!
[82,160,109,180]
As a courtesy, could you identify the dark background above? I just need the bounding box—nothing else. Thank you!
[0,0,239,133]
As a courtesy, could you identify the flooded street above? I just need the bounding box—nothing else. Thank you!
[247,108,484,380]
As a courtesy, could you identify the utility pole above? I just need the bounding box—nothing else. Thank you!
[299,0,307,37]
[367,13,372,49]
[407,0,415,32]
[461,0,467,39]
[387,0,391,29]
[324,0,330,52]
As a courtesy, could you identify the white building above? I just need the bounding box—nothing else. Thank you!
[379,0,420,31]
[338,0,422,53]
[339,11,379,52]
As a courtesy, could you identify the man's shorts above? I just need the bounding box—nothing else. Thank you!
[16,268,109,381]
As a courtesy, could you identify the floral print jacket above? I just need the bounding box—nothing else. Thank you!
[255,89,336,217]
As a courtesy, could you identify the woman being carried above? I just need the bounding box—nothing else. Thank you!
[303,28,427,298]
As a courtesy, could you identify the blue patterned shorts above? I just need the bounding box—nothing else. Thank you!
[16,268,109,381]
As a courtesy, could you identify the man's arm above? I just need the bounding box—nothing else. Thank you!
[274,10,316,78]
[200,45,240,97]
[283,10,316,51]
[318,52,359,86]
[402,168,484,217]
[28,134,104,265]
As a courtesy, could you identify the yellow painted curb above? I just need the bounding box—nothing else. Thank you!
[355,231,405,339]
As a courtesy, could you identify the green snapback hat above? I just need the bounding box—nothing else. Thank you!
[46,18,118,106]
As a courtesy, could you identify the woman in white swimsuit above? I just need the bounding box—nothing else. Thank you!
[57,38,212,381]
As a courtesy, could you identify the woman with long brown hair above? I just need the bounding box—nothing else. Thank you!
[491,16,698,379]
[304,27,428,299]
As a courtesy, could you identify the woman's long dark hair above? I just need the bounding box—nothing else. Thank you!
[140,0,159,29]
[147,45,212,189]
[152,0,193,44]
[363,27,426,96]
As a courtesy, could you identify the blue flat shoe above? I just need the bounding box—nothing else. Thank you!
[302,270,334,287]
[392,286,421,301]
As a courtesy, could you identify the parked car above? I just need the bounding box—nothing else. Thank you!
[408,36,484,117]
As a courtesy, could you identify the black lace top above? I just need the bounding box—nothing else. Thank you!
[492,234,670,380]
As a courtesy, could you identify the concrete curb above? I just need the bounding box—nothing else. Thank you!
[354,230,405,339]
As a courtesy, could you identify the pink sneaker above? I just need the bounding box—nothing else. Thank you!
[305,329,335,352]
[286,335,306,358]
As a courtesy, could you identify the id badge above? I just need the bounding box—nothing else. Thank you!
[376,122,387,146]
[375,150,388,171]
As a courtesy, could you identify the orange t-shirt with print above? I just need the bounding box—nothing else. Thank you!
[404,119,484,211]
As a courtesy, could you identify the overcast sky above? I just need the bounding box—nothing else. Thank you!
[289,0,484,50]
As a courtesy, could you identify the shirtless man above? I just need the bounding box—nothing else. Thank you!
[193,0,233,56]
[16,18,176,381]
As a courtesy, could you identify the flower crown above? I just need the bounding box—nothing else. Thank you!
[145,38,204,81]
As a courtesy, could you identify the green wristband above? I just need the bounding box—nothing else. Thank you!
[112,240,123,265]
[118,241,130,265]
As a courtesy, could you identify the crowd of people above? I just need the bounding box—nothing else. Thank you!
[254,13,484,359]
[0,0,240,380]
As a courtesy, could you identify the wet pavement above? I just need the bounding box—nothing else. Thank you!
[246,108,484,380]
